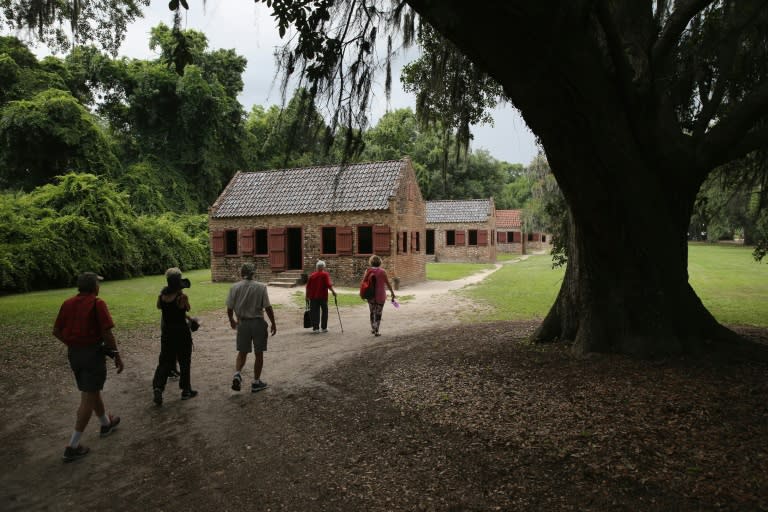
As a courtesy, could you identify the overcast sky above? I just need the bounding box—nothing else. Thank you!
[49,1,540,165]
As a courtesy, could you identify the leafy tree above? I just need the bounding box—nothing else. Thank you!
[496,163,531,210]
[691,158,768,246]
[0,36,70,102]
[0,0,149,55]
[243,88,335,169]
[10,1,767,356]
[65,24,249,209]
[401,23,504,193]
[360,107,440,195]
[0,89,120,189]
[240,0,768,358]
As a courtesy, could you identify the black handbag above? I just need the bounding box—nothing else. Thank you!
[303,300,312,328]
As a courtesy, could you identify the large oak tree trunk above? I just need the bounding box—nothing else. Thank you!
[525,97,741,356]
[533,204,735,357]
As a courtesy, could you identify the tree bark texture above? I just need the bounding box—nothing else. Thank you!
[407,0,760,356]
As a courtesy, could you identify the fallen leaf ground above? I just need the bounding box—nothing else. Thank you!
[1,320,767,511]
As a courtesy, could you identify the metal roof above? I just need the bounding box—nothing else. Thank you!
[425,199,494,223]
[211,160,406,218]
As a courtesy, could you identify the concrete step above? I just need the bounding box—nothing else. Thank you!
[268,271,304,288]
[269,281,298,288]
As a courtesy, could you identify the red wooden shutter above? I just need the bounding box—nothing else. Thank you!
[337,226,353,255]
[478,229,488,246]
[411,231,418,252]
[513,231,521,243]
[397,232,404,254]
[455,230,466,246]
[241,229,254,255]
[373,225,391,255]
[212,231,225,256]
[268,228,286,271]
[497,231,506,243]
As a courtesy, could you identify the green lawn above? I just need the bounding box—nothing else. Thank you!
[1,245,764,341]
[0,269,231,339]
[461,255,564,322]
[426,262,496,281]
[687,243,767,326]
[462,244,767,327]
[496,252,521,262]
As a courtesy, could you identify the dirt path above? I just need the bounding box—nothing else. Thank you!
[0,262,513,511]
[2,255,768,512]
[256,262,506,390]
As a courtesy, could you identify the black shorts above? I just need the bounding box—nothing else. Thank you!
[68,344,107,392]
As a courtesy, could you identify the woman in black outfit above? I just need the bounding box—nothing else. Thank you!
[152,268,197,405]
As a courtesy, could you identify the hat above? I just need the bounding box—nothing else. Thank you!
[77,272,104,292]
[165,267,191,290]
[241,263,255,279]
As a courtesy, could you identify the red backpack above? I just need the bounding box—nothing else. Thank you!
[359,271,376,300]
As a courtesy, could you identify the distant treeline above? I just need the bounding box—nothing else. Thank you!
[0,28,549,292]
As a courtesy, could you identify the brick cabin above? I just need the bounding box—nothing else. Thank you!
[425,199,497,263]
[496,209,552,254]
[496,209,524,253]
[208,159,426,288]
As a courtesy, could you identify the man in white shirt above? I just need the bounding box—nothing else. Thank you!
[226,263,277,392]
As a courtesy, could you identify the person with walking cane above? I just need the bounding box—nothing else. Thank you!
[305,260,337,333]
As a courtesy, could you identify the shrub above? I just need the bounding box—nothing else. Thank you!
[0,173,210,292]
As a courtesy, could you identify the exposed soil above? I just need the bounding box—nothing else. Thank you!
[1,264,767,511]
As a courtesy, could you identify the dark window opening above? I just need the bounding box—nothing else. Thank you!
[322,227,337,254]
[358,226,373,254]
[415,232,421,252]
[528,233,534,241]
[446,230,456,246]
[402,231,408,253]
[287,227,303,270]
[255,229,268,255]
[426,229,435,255]
[225,230,238,255]
[542,234,547,242]
[468,229,478,246]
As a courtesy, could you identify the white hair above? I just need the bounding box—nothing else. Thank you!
[165,267,182,279]
[316,260,326,269]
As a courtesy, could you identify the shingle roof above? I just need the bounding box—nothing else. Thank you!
[425,199,493,223]
[211,160,406,217]
[496,209,522,228]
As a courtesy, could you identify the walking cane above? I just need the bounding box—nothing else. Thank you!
[334,295,344,333]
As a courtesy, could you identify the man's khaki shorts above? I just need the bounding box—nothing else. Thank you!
[236,317,268,353]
